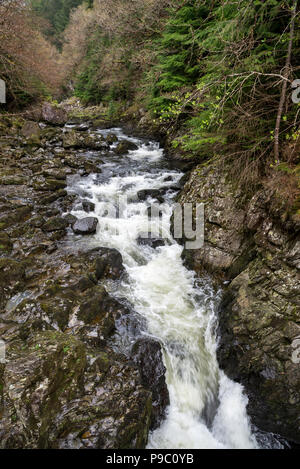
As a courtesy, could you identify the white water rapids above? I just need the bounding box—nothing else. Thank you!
[65,128,280,449]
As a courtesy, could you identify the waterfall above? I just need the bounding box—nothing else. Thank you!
[65,127,275,449]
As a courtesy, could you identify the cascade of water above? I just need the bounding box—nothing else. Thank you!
[66,128,279,449]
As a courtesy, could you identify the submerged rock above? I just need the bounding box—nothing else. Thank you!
[137,232,166,249]
[137,189,164,203]
[72,217,98,235]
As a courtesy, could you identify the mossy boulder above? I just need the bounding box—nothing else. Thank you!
[42,217,69,233]
[114,140,138,155]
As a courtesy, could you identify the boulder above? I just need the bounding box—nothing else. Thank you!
[21,121,41,144]
[137,233,165,249]
[42,102,67,126]
[131,337,169,429]
[93,247,125,280]
[137,189,164,203]
[42,216,69,232]
[82,200,95,213]
[72,217,98,235]
[0,331,152,449]
[114,140,138,155]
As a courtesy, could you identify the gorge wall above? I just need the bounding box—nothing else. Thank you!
[175,160,300,443]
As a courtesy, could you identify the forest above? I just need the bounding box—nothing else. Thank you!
[1,0,299,187]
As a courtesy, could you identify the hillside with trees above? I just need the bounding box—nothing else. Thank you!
[60,0,300,191]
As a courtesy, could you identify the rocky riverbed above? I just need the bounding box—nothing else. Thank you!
[0,113,169,448]
[0,104,299,448]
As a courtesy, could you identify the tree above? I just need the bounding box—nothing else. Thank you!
[0,0,62,107]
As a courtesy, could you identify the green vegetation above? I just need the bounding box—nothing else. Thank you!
[30,0,88,47]
[58,0,299,188]
[1,0,299,190]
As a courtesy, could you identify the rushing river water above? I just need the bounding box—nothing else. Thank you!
[65,127,281,449]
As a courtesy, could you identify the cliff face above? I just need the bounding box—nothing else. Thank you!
[178,162,300,443]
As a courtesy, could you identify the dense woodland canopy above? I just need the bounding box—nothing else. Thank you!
[0,0,299,188]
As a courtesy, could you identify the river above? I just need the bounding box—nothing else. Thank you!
[64,127,281,449]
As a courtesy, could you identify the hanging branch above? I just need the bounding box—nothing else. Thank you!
[274,0,298,162]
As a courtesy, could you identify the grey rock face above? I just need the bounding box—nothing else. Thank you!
[177,161,300,443]
[72,217,98,235]
[42,102,67,126]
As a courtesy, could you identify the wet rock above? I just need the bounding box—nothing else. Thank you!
[39,189,67,205]
[63,130,106,150]
[82,200,95,213]
[105,133,118,145]
[42,102,67,126]
[131,338,169,429]
[63,213,77,226]
[0,331,86,448]
[48,350,152,449]
[114,140,138,155]
[177,160,300,443]
[77,286,116,337]
[93,247,125,280]
[72,217,98,235]
[137,233,165,249]
[137,189,164,203]
[42,217,69,232]
[0,233,13,253]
